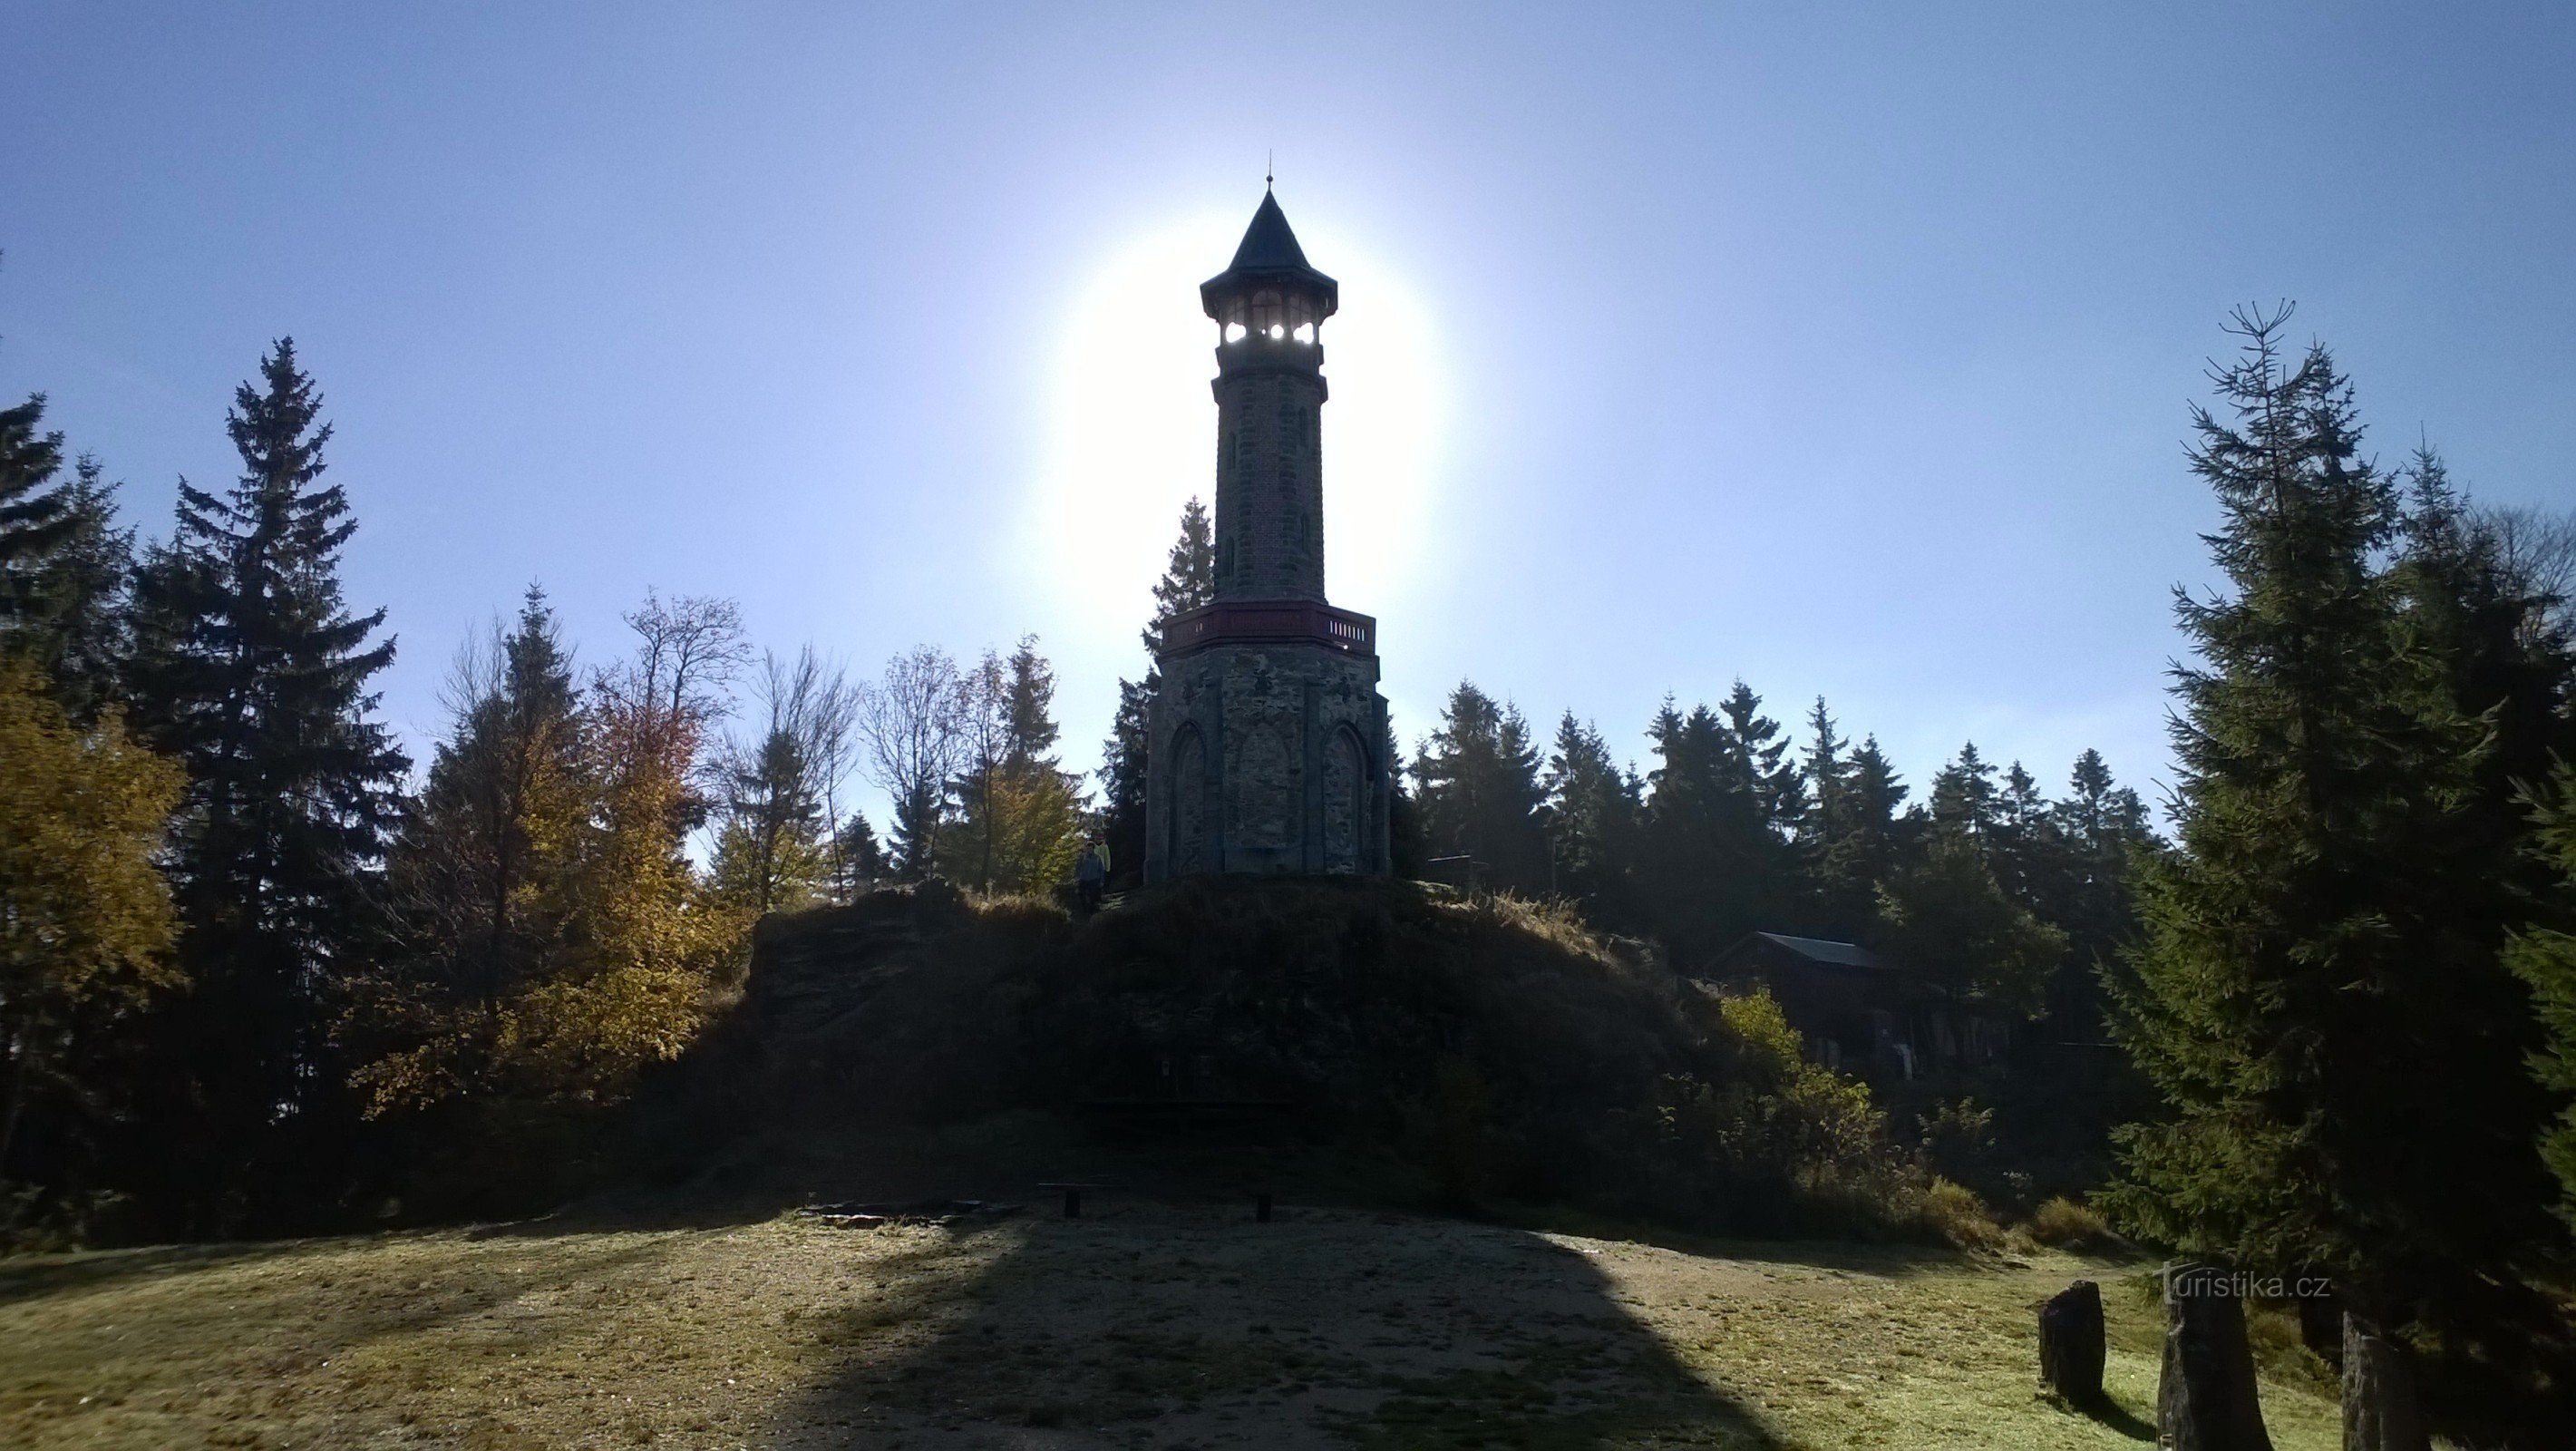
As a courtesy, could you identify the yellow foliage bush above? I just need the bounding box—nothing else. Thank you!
[1913,1176,2006,1251]
[2026,1194,2118,1251]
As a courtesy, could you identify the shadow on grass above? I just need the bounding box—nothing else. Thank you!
[0,1240,289,1301]
[1492,1203,1988,1282]
[2036,1381,2157,1445]
[2068,1392,2157,1443]
[763,1199,1786,1449]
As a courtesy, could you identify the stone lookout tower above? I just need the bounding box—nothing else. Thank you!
[1143,187,1393,881]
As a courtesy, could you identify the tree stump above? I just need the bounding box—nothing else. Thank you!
[2341,1309,2429,1451]
[2156,1262,2274,1451]
[2037,1279,2106,1404]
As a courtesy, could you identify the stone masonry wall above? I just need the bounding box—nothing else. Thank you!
[1146,639,1386,879]
[1211,365,1327,603]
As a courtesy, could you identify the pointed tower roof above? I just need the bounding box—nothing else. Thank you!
[1229,190,1312,271]
[1201,189,1338,319]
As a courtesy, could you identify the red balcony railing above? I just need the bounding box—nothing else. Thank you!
[1159,599,1376,659]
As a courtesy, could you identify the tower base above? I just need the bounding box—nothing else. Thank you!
[1144,627,1390,882]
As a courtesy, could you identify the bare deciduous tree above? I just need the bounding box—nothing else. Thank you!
[2482,503,2576,646]
[717,647,861,911]
[856,646,964,880]
[620,589,753,728]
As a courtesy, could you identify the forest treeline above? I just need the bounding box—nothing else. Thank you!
[0,341,1106,1238]
[8,307,2576,1435]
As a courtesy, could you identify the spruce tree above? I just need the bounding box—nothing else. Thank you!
[1928,742,1999,841]
[1414,681,1550,894]
[0,394,73,629]
[831,812,888,895]
[945,638,1081,892]
[126,340,407,1221]
[1873,832,2065,1015]
[1102,500,1215,886]
[1098,678,1151,889]
[1541,711,1640,921]
[2513,761,2576,1218]
[390,588,586,1010]
[1142,495,1214,657]
[24,458,137,718]
[2040,749,2158,1029]
[1799,706,1916,941]
[1638,692,1803,963]
[2105,309,2561,1432]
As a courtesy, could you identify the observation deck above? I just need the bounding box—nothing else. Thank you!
[1157,599,1376,661]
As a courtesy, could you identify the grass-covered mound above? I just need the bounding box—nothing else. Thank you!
[654,877,1959,1240]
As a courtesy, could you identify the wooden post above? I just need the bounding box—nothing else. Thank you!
[2341,1309,2430,1451]
[2157,1262,2274,1451]
[2036,1279,2105,1405]
[1063,1188,1081,1220]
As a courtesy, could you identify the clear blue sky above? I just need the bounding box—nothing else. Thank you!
[6,3,2572,823]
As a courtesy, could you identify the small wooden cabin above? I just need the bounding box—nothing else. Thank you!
[1702,931,2006,1080]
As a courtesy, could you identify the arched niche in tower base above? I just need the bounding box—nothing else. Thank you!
[1321,724,1366,874]
[1168,726,1209,876]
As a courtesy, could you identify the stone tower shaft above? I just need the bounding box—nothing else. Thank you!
[1200,190,1339,604]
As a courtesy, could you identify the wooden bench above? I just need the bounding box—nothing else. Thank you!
[1035,1182,1114,1219]
[1034,1183,1278,1222]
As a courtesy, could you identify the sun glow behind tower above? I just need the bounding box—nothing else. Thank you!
[1025,209,1445,659]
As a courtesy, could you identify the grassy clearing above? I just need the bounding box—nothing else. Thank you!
[0,1204,2338,1449]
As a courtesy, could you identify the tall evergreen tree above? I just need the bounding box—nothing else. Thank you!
[125,340,408,1223]
[1098,679,1151,890]
[1142,496,1214,657]
[1414,681,1550,894]
[1716,681,1807,835]
[1803,699,1896,936]
[2514,761,2576,1221]
[0,394,74,631]
[830,812,888,898]
[392,588,585,1012]
[1800,697,1851,840]
[1103,500,1215,888]
[943,638,1083,893]
[1541,711,1640,920]
[1873,832,2066,1016]
[2040,749,2157,1030]
[1385,719,1427,880]
[1927,741,1999,842]
[1002,635,1062,771]
[1637,693,1802,962]
[2105,310,2561,1436]
[1987,760,2051,902]
[23,458,136,718]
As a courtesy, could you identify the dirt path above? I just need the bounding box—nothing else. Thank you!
[0,1203,2338,1449]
